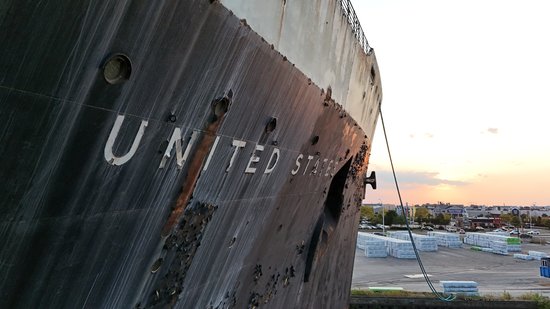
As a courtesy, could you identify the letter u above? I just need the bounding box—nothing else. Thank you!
[104,115,148,166]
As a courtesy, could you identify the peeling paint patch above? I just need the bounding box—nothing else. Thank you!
[161,96,230,237]
[148,202,217,307]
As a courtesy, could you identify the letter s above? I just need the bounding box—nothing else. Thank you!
[291,154,303,175]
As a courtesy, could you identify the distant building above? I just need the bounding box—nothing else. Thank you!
[464,205,490,218]
[363,202,550,223]
[361,203,398,214]
[424,202,465,218]
[467,216,501,228]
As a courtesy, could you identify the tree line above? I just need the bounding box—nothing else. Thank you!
[361,205,550,228]
[360,206,451,226]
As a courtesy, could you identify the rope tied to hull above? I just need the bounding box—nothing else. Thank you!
[379,106,456,302]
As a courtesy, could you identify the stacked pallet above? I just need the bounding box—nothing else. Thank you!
[356,232,417,259]
[387,231,438,252]
[490,241,510,255]
[463,233,521,254]
[513,253,535,261]
[387,238,416,259]
[501,236,521,252]
[356,232,387,258]
[528,251,550,260]
[440,281,479,296]
[486,231,509,236]
[427,231,462,248]
[463,233,490,248]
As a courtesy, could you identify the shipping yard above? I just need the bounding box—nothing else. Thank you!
[352,230,550,298]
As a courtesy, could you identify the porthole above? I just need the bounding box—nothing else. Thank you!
[265,117,277,133]
[311,136,319,145]
[103,53,132,84]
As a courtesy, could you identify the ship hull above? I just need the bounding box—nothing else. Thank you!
[0,0,380,308]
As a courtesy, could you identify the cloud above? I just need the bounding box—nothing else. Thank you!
[375,170,469,188]
[487,128,498,134]
[408,133,434,138]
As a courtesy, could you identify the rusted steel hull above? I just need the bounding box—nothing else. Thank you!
[0,0,382,308]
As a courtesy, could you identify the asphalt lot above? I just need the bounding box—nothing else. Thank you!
[352,232,550,297]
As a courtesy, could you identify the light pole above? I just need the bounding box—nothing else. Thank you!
[529,204,534,230]
[379,199,385,235]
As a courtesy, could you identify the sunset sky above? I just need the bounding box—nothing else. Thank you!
[352,0,550,206]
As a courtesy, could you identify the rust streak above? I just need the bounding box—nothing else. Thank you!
[161,114,225,237]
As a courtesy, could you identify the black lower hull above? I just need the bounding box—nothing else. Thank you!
[0,1,376,308]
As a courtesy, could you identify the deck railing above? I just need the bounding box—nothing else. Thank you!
[339,0,372,55]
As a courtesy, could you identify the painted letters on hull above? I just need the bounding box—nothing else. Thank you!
[104,115,339,178]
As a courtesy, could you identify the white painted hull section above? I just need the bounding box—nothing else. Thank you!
[221,0,382,136]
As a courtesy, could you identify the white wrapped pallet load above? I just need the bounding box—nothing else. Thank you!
[440,281,479,288]
[442,287,479,293]
[487,231,509,236]
[427,231,462,248]
[357,232,380,250]
[528,251,550,260]
[357,232,388,258]
[490,241,508,255]
[357,232,418,259]
[364,246,387,258]
[514,254,535,261]
[387,238,416,259]
[440,281,479,296]
[388,231,438,252]
[463,232,520,255]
